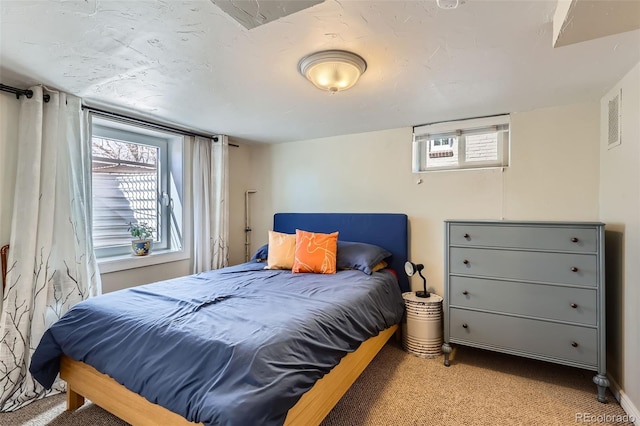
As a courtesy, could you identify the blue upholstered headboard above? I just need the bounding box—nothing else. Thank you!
[273,213,409,293]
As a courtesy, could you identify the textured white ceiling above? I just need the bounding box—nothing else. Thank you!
[1,0,638,144]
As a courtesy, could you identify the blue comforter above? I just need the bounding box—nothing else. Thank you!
[30,262,404,425]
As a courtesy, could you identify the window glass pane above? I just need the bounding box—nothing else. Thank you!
[92,137,159,249]
[465,132,498,163]
[426,137,458,169]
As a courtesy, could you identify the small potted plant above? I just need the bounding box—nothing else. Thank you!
[128,221,155,256]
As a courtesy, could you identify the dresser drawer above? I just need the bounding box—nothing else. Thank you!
[450,247,598,287]
[449,308,597,366]
[448,224,597,253]
[449,276,597,325]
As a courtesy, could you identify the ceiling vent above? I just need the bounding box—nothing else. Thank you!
[211,0,323,29]
[607,89,622,149]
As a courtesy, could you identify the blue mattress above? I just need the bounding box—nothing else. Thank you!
[30,261,405,425]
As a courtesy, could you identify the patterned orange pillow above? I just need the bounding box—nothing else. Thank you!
[292,230,339,274]
[264,231,296,270]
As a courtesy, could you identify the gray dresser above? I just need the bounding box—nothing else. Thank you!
[442,220,609,402]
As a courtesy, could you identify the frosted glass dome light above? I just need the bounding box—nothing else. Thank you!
[298,50,367,93]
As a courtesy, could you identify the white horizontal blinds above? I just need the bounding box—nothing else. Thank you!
[92,139,160,249]
[412,114,510,172]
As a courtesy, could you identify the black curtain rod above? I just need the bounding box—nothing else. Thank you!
[1,84,50,102]
[84,105,239,147]
[1,83,238,147]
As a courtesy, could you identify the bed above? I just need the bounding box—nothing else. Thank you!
[30,213,409,425]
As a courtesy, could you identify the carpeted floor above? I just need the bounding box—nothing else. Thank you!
[0,342,632,426]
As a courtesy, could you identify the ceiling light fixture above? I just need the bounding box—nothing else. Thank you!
[437,0,459,9]
[298,50,367,93]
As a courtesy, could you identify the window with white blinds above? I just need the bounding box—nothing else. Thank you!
[91,117,183,259]
[412,115,510,172]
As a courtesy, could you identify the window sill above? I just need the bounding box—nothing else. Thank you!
[416,166,507,173]
[97,249,190,274]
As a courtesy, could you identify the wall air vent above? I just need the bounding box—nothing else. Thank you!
[607,89,622,149]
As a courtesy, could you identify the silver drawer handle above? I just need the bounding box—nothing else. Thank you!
[571,342,579,348]
[571,237,579,243]
[571,303,578,309]
[570,267,578,272]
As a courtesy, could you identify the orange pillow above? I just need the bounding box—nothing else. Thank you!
[292,230,338,274]
[371,260,388,273]
[264,231,296,270]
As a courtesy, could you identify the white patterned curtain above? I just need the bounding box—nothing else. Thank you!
[0,87,101,411]
[192,135,229,273]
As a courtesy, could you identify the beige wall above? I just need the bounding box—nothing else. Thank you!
[506,104,600,220]
[228,141,253,265]
[248,101,601,297]
[100,259,191,293]
[599,62,640,415]
[246,144,274,258]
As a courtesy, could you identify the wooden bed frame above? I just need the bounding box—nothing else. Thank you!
[61,324,398,425]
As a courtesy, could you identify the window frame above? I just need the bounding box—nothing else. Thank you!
[90,115,191,273]
[412,114,510,173]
